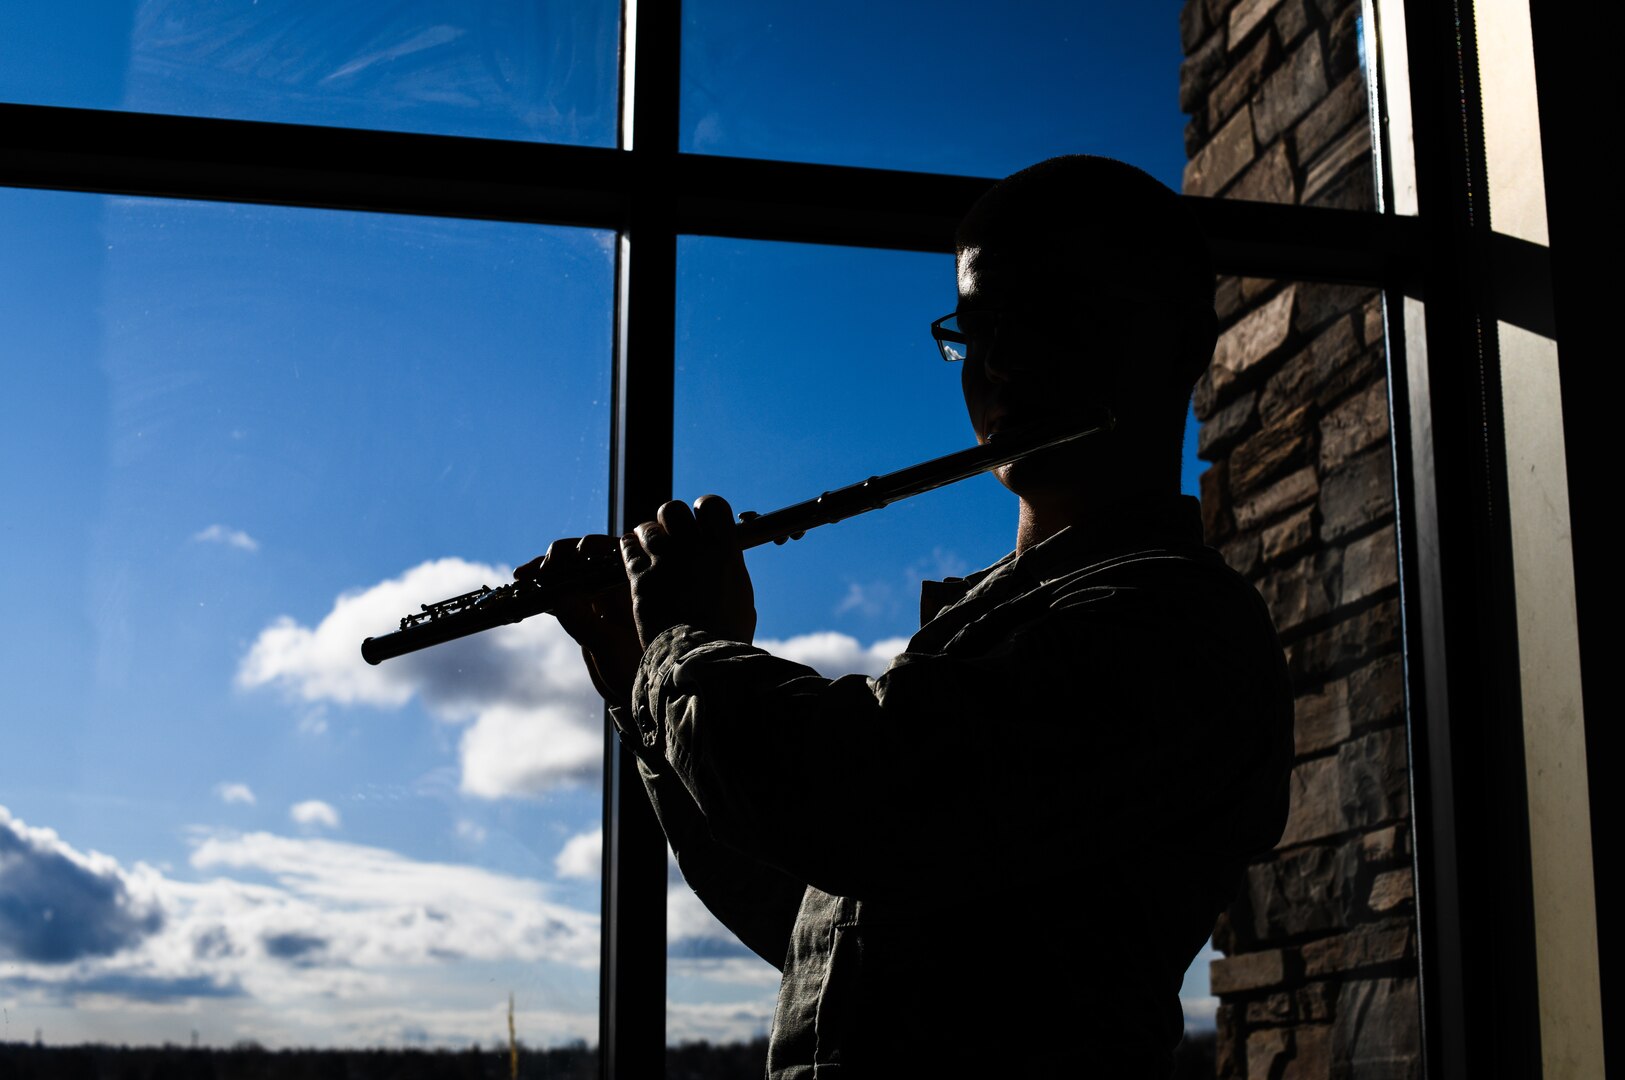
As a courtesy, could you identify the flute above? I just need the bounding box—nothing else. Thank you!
[359,408,1113,665]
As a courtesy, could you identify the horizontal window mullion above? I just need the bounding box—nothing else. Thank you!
[3,101,1417,281]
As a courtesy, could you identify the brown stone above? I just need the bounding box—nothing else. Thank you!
[1319,445,1394,542]
[1293,282,1376,337]
[1235,466,1319,531]
[1247,1026,1292,1080]
[1258,316,1358,427]
[1182,29,1229,113]
[1240,275,1279,302]
[1246,992,1296,1025]
[1283,1023,1332,1080]
[1209,32,1278,129]
[1286,598,1400,685]
[1230,139,1299,205]
[1261,506,1313,568]
[1348,654,1404,730]
[1300,919,1414,977]
[1330,978,1422,1079]
[1181,0,1214,53]
[1258,548,1339,633]
[1229,0,1286,47]
[1320,379,1389,472]
[1245,838,1362,939]
[1195,365,1219,421]
[1241,987,1293,1026]
[1186,115,1208,158]
[1261,505,1315,564]
[1222,533,1263,578]
[1302,123,1370,205]
[1232,405,1313,496]
[1295,69,1369,168]
[1295,676,1350,755]
[1340,527,1398,607]
[1211,285,1297,398]
[1213,910,1238,955]
[1215,275,1247,325]
[1255,37,1329,146]
[1305,156,1376,211]
[1271,0,1315,48]
[1199,388,1259,462]
[1369,868,1414,913]
[1361,297,1385,348]
[1325,3,1362,84]
[1185,106,1258,196]
[1279,723,1409,846]
[1296,981,1334,1022]
[1216,1002,1243,1079]
[1212,948,1289,994]
[1202,461,1235,543]
[1360,824,1405,864]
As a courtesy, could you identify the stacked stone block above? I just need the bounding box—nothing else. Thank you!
[1179,0,1421,1077]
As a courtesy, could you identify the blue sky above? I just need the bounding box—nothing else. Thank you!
[0,1,1211,1049]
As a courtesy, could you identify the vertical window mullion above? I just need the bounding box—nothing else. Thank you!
[602,1,683,1077]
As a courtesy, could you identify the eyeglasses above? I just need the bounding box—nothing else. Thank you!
[929,310,999,364]
[930,292,1201,364]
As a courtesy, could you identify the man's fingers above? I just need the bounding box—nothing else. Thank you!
[693,494,737,542]
[657,499,697,541]
[515,536,585,580]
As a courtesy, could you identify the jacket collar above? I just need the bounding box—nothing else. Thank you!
[918,494,1205,625]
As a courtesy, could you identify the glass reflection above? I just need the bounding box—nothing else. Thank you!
[0,0,619,145]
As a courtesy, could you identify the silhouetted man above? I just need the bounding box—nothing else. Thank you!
[529,156,1292,1078]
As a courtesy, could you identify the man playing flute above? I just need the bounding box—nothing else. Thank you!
[525,155,1293,1078]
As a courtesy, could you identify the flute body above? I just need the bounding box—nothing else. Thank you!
[360,410,1112,665]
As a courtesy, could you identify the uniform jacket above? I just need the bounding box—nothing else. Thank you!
[612,495,1293,1077]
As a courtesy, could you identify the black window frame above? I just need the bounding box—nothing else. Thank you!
[2,1,1602,1077]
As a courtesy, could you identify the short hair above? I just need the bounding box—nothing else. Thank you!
[955,154,1214,311]
[955,154,1217,403]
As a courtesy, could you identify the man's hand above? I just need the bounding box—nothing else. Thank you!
[517,536,643,707]
[514,495,755,708]
[623,495,757,648]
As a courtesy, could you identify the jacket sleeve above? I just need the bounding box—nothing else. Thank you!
[609,702,806,970]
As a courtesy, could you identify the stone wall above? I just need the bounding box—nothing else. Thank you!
[1179,1,1422,1077]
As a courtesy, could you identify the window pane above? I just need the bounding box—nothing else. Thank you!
[668,238,1211,1073]
[680,1,1188,188]
[0,1,618,145]
[0,190,613,1058]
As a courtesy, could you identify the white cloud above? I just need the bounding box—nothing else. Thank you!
[754,632,909,679]
[554,827,602,880]
[289,801,340,830]
[454,820,487,845]
[238,558,603,800]
[193,524,259,552]
[1,804,601,1046]
[834,581,892,618]
[239,559,913,800]
[214,783,256,806]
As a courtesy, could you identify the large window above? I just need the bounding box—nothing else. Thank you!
[0,2,1602,1078]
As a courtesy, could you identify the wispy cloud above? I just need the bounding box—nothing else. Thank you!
[214,783,256,806]
[289,801,340,830]
[193,524,259,552]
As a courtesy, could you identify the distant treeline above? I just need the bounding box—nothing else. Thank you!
[0,1031,1213,1078]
